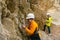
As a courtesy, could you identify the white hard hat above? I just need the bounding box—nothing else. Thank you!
[47,12,50,15]
[26,13,35,19]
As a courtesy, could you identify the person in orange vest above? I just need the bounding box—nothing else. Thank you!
[43,12,52,35]
[22,13,41,40]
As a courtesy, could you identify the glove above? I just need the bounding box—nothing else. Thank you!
[22,24,26,29]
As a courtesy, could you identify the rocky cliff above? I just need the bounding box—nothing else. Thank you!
[0,0,60,40]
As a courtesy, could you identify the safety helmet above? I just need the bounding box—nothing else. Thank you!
[47,12,50,15]
[26,13,35,19]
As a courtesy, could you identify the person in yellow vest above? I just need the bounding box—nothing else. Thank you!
[22,13,41,40]
[43,12,52,35]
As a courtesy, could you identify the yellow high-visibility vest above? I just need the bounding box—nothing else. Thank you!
[46,16,52,26]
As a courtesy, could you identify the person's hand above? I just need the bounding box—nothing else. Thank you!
[22,24,26,29]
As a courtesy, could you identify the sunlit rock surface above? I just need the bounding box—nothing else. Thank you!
[0,0,60,40]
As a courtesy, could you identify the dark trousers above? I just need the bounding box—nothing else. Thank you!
[43,25,51,34]
[28,34,41,40]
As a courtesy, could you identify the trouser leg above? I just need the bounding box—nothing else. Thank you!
[35,34,41,40]
[48,27,51,34]
[30,34,41,40]
[43,25,46,31]
[30,36,34,40]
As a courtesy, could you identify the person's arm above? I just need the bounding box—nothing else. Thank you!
[46,17,52,23]
[25,24,37,35]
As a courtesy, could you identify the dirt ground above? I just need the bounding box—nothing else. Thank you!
[51,24,60,40]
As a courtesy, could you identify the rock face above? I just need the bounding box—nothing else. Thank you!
[0,0,60,40]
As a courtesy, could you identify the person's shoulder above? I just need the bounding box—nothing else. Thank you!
[49,16,52,19]
[50,16,52,18]
[33,20,38,26]
[33,20,37,24]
